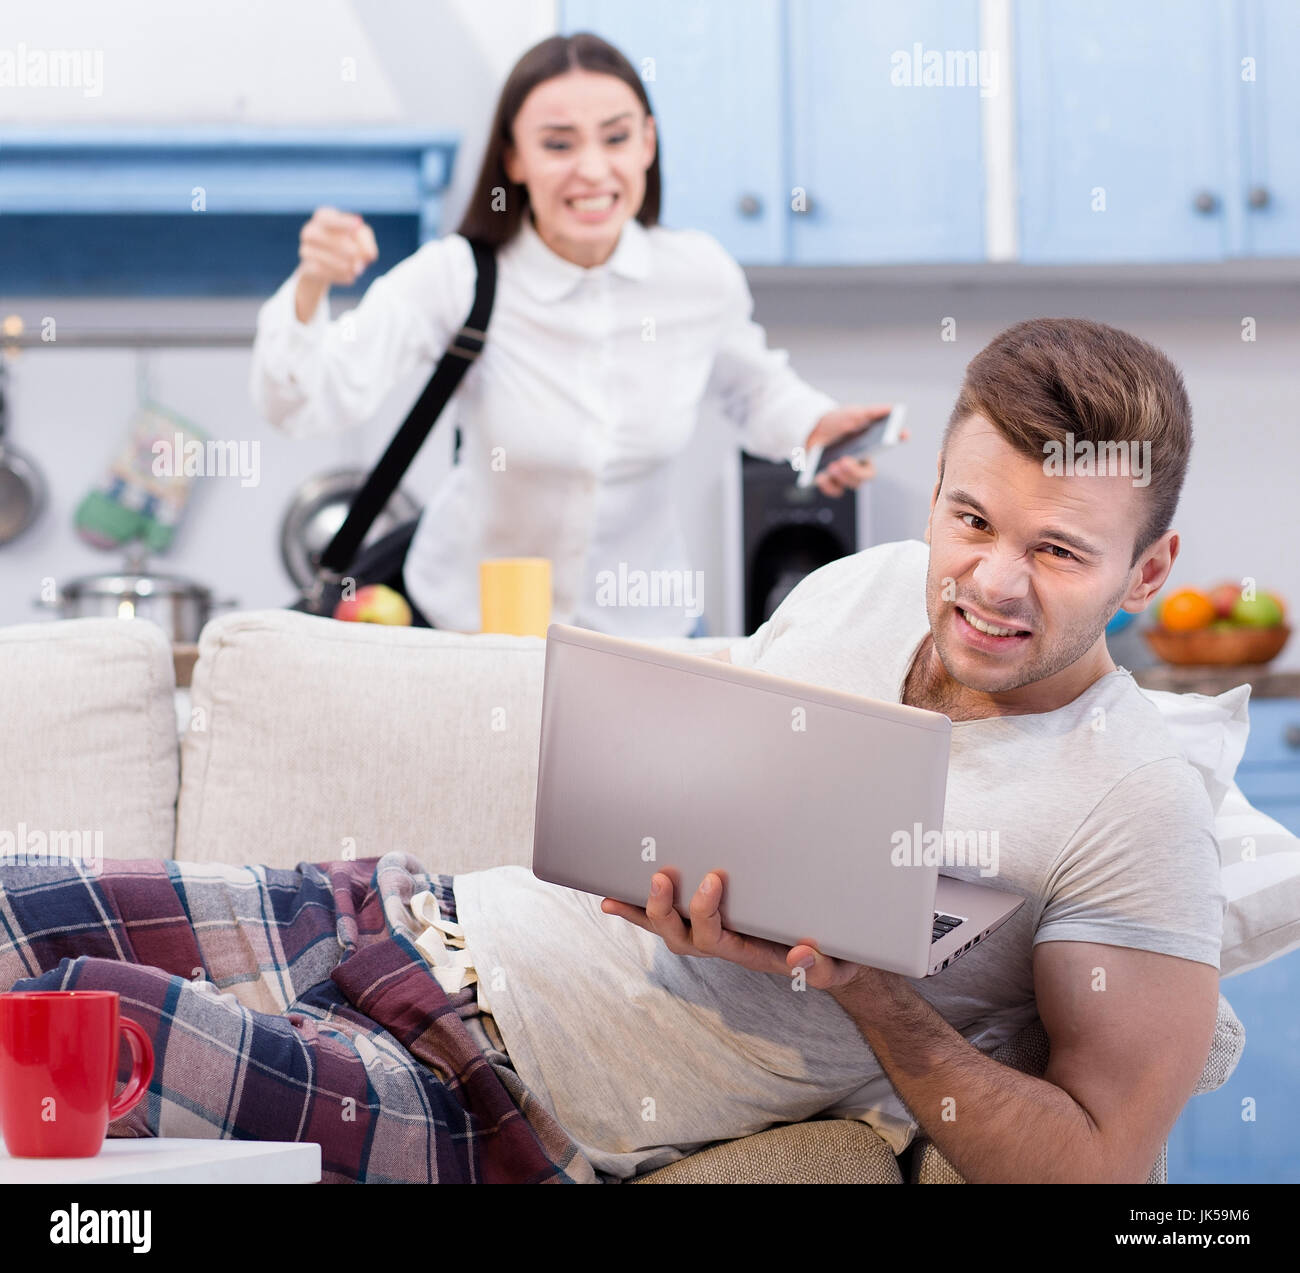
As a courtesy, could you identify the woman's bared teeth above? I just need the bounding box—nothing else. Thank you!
[567,194,616,210]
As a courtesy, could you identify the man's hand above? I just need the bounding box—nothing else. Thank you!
[804,404,909,497]
[600,869,871,991]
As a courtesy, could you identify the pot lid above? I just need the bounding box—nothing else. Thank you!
[60,570,213,599]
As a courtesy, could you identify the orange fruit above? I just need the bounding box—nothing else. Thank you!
[1159,589,1216,632]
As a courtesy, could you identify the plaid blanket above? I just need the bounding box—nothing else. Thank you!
[0,852,598,1184]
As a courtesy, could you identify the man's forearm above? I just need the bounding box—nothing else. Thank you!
[830,971,1116,1183]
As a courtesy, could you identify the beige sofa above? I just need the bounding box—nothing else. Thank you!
[0,611,1256,1183]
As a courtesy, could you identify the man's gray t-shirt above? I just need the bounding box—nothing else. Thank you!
[452,538,1225,1180]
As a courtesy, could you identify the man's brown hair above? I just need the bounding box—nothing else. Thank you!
[939,318,1193,567]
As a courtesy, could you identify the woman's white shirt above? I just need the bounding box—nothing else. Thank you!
[250,214,836,636]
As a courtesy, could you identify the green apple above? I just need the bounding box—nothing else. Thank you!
[1229,593,1284,628]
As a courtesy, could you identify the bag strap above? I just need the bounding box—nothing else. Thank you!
[318,237,497,576]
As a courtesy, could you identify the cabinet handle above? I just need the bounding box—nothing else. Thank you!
[1284,723,1300,749]
[737,193,763,219]
[1192,190,1220,215]
[1247,185,1272,210]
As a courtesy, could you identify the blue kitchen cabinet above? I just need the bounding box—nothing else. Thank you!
[1016,0,1239,263]
[1240,0,1300,256]
[0,129,457,296]
[560,0,985,264]
[1233,697,1300,833]
[559,0,787,263]
[786,0,985,264]
[1169,945,1300,1183]
[1167,696,1300,1183]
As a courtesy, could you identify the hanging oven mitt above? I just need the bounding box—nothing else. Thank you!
[75,401,206,553]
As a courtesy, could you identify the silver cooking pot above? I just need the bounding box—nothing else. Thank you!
[0,357,47,545]
[35,569,236,644]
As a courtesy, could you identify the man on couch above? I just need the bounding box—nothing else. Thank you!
[0,317,1224,1185]
[451,315,1224,1182]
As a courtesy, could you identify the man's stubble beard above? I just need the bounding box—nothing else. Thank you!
[923,562,1130,696]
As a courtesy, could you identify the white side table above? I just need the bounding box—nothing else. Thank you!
[0,1137,321,1184]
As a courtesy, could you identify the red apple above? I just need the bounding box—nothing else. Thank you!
[333,583,412,625]
[1207,582,1241,620]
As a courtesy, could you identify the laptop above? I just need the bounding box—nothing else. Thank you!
[531,623,1024,978]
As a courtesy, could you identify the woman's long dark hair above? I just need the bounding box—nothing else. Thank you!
[455,32,661,245]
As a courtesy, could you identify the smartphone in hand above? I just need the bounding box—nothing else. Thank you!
[797,405,906,490]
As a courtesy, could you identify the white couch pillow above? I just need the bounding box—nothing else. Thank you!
[1137,684,1251,814]
[0,617,178,862]
[1137,682,1300,975]
[1216,781,1300,978]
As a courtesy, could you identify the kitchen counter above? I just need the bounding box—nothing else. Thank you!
[1132,664,1300,698]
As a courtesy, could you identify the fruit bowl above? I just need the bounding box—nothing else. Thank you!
[1144,624,1291,666]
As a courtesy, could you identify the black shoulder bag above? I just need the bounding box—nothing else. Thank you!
[293,237,498,618]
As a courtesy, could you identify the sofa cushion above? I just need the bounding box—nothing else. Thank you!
[0,618,178,863]
[1217,779,1300,978]
[1135,685,1250,814]
[1134,684,1300,975]
[630,1118,904,1184]
[176,610,729,874]
[909,1137,1167,1184]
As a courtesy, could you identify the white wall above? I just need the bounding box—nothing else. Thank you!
[0,0,403,122]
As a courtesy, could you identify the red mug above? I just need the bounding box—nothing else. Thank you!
[0,990,154,1158]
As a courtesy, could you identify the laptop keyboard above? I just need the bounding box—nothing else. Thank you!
[931,911,966,944]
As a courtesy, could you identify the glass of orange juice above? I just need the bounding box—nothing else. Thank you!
[479,558,551,637]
